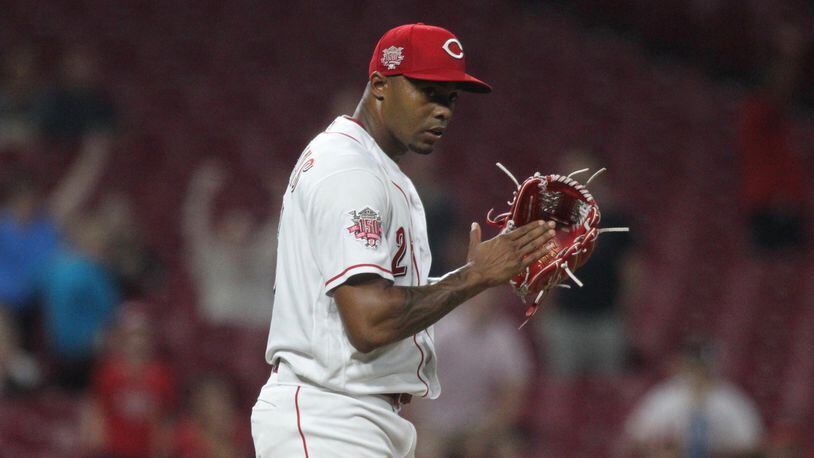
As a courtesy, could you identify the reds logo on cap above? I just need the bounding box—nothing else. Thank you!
[368,23,492,93]
[442,38,464,59]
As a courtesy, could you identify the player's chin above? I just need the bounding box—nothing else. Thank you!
[408,140,437,155]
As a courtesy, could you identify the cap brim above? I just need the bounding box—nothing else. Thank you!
[403,70,492,94]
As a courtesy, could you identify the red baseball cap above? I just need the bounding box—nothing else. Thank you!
[369,23,492,94]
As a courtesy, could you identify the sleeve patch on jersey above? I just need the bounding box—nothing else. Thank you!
[346,207,383,249]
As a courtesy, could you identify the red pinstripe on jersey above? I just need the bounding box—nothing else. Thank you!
[390,180,408,201]
[295,386,309,457]
[412,334,430,397]
[409,239,420,283]
[390,180,431,397]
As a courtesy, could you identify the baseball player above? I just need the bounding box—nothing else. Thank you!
[251,23,556,457]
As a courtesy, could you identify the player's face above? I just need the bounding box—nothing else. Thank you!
[383,76,459,155]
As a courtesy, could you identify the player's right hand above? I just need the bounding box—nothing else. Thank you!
[466,220,557,288]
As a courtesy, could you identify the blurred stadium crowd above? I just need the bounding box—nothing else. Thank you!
[1,1,813,457]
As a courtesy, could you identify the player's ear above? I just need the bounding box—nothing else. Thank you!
[369,72,387,100]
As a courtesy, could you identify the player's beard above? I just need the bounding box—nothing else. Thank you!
[409,143,435,155]
[408,133,439,155]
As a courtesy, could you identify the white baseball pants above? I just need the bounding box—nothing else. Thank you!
[251,371,417,457]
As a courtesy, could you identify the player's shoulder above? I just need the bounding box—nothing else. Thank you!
[291,123,385,197]
[302,124,381,179]
[309,132,367,159]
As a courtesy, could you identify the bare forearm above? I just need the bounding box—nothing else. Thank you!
[337,265,487,352]
[335,220,556,353]
[387,265,486,341]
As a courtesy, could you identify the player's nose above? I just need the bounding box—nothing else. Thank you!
[433,104,453,123]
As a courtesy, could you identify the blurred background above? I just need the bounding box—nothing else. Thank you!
[0,0,812,457]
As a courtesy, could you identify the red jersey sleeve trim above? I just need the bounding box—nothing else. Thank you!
[324,263,393,287]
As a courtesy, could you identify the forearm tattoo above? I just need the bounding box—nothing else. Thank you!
[390,265,483,340]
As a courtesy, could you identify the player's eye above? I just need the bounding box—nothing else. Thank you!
[423,87,436,98]
[449,92,458,104]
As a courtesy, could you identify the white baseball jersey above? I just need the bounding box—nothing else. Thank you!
[262,115,440,399]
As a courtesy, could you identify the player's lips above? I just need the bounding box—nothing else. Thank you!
[425,127,445,139]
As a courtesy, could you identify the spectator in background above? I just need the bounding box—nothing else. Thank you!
[0,309,40,395]
[400,153,462,277]
[0,45,43,150]
[406,287,533,458]
[764,419,805,458]
[81,305,176,458]
[183,161,276,328]
[623,337,764,457]
[0,169,61,325]
[96,192,164,299]
[35,45,117,145]
[38,212,120,390]
[537,149,636,378]
[172,375,251,457]
[739,23,809,254]
[0,133,113,330]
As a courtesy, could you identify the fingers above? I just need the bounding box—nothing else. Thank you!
[515,222,556,251]
[521,239,558,269]
[505,220,543,240]
[519,228,556,257]
[506,220,555,240]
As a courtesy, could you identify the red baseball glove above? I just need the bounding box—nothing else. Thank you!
[487,164,628,327]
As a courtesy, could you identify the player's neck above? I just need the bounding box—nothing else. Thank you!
[353,102,408,162]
